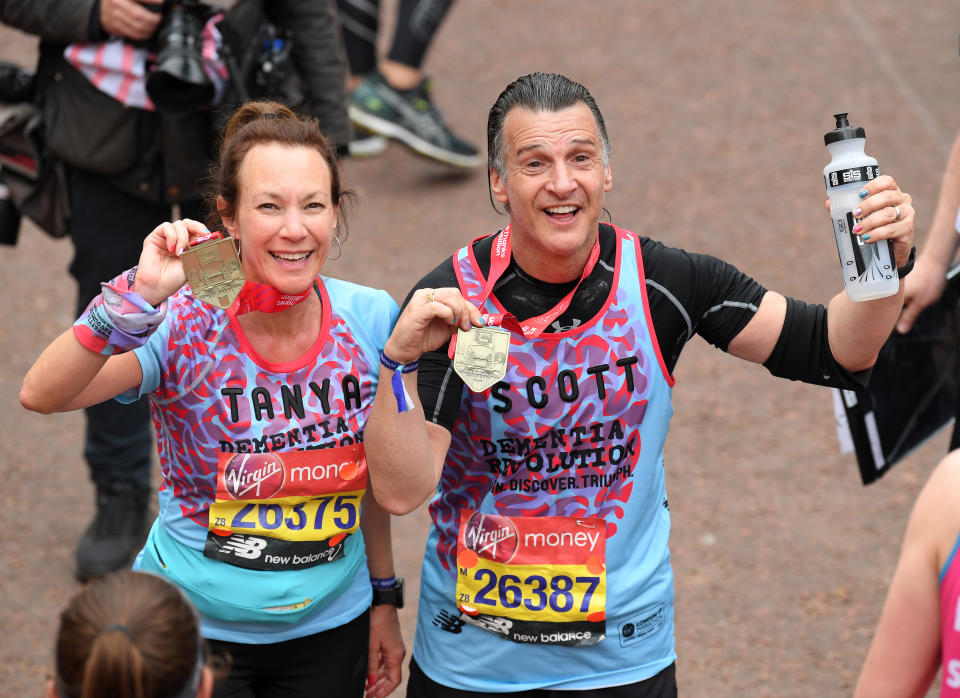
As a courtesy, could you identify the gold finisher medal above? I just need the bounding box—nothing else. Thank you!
[180,237,245,308]
[453,326,511,392]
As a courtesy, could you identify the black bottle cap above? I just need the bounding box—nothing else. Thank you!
[824,112,866,145]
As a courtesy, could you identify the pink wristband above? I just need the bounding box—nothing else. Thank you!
[73,266,167,355]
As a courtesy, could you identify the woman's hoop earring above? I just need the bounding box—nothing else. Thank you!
[327,234,343,261]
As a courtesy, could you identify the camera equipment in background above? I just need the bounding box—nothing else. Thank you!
[146,0,216,116]
[218,18,302,108]
[250,23,301,106]
[0,62,38,245]
[211,5,305,139]
[0,61,35,104]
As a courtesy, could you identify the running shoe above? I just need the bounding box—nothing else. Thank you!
[347,125,388,158]
[348,72,482,168]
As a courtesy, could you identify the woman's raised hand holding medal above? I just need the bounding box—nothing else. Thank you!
[133,218,215,306]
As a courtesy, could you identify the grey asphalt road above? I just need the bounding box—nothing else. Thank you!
[1,2,958,696]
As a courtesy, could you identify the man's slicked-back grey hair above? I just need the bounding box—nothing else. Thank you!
[487,72,612,180]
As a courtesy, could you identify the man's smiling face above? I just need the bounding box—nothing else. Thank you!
[490,103,612,282]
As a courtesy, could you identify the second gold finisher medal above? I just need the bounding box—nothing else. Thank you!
[453,326,511,392]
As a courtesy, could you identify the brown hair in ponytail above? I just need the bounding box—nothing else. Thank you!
[54,571,203,698]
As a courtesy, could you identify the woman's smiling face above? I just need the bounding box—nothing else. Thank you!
[221,142,338,293]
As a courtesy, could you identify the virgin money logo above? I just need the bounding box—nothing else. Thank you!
[223,453,285,500]
[463,512,518,563]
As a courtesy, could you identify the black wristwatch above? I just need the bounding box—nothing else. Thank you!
[371,577,404,608]
[897,246,916,279]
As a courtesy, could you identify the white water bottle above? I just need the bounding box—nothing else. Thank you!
[823,113,898,301]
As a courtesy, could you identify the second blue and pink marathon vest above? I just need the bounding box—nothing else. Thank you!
[414,226,679,691]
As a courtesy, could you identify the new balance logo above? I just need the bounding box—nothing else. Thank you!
[217,535,267,560]
[433,609,466,634]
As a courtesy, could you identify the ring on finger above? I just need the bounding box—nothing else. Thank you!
[425,290,435,304]
[893,205,901,222]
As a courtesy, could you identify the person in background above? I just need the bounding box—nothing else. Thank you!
[337,0,481,167]
[363,72,915,696]
[853,450,960,697]
[47,570,217,698]
[1,0,351,582]
[894,130,960,452]
[22,101,404,697]
[896,130,960,337]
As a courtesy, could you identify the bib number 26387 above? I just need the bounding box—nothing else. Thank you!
[454,511,607,646]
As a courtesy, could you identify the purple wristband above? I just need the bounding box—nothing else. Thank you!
[379,350,419,413]
[73,268,167,356]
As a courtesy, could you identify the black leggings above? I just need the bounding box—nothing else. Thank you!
[337,0,456,75]
[208,610,369,698]
[407,658,677,698]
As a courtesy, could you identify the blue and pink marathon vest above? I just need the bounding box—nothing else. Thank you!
[414,226,679,691]
[121,276,398,644]
[942,528,960,695]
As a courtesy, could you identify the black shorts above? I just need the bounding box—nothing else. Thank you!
[208,609,369,698]
[407,658,677,697]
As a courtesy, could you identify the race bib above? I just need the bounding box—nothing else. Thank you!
[205,444,366,571]
[454,511,606,646]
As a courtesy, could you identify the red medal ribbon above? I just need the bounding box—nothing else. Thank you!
[230,283,312,316]
[187,231,312,315]
[449,225,601,357]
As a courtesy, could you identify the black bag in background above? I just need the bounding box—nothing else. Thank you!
[834,262,960,484]
[40,60,145,177]
[0,61,70,245]
[0,84,70,244]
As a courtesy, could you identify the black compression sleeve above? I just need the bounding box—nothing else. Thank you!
[761,297,871,390]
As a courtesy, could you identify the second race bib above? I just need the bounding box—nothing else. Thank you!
[455,511,607,646]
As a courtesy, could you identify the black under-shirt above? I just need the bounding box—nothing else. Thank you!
[405,223,771,431]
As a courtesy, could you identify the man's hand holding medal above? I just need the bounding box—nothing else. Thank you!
[383,286,487,368]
